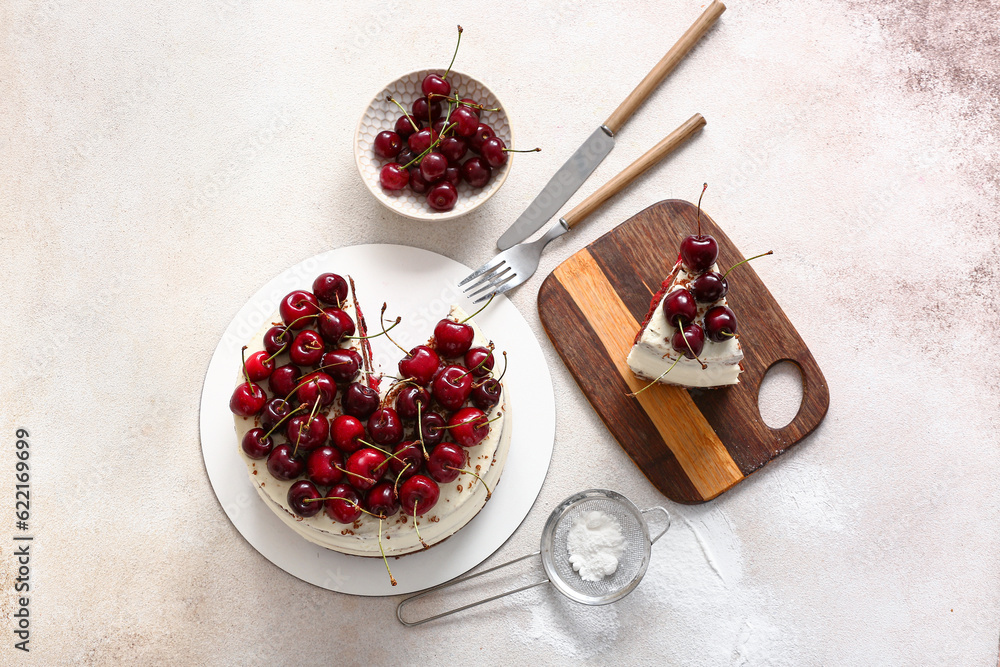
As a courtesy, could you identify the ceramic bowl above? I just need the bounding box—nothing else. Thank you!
[354,69,513,221]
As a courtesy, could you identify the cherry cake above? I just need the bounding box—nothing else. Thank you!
[230,274,511,563]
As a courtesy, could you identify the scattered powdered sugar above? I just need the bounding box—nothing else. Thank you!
[566,510,626,582]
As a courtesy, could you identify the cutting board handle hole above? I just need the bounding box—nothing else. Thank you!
[757,360,804,429]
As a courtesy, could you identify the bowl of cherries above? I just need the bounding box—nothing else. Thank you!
[354,27,529,220]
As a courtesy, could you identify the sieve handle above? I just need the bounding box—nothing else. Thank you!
[397,551,548,626]
[642,506,672,544]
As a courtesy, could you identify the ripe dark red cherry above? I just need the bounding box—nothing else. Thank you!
[432,365,473,410]
[389,441,424,479]
[399,474,440,515]
[461,156,491,187]
[427,181,458,211]
[367,407,404,447]
[464,347,494,377]
[263,325,292,356]
[345,448,387,491]
[280,291,320,329]
[331,414,366,453]
[420,151,449,183]
[407,127,438,153]
[448,407,490,447]
[268,364,301,397]
[317,307,355,345]
[461,98,480,117]
[394,115,421,139]
[472,378,501,410]
[469,123,495,152]
[366,482,400,518]
[325,484,361,523]
[395,385,431,420]
[396,148,417,169]
[241,427,273,459]
[671,323,706,359]
[411,96,442,122]
[479,137,508,168]
[373,130,403,160]
[444,166,460,187]
[379,163,409,191]
[680,234,719,273]
[286,413,330,452]
[313,273,349,306]
[691,271,728,303]
[296,372,337,408]
[408,166,431,194]
[343,382,380,419]
[449,106,479,137]
[230,381,266,417]
[440,136,468,164]
[421,73,451,98]
[319,349,361,384]
[662,289,697,328]
[427,442,465,484]
[420,411,447,446]
[399,345,440,385]
[266,443,305,481]
[260,397,294,434]
[245,350,274,382]
[434,318,475,357]
[289,329,324,366]
[704,305,738,342]
[306,446,343,487]
[287,480,323,517]
[432,118,448,136]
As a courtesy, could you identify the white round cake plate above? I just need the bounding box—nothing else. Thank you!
[200,244,555,596]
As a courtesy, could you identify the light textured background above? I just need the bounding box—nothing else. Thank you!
[2,0,999,664]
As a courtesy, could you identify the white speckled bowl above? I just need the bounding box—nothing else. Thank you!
[354,69,513,221]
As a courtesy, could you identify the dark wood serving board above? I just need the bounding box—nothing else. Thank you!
[538,199,829,504]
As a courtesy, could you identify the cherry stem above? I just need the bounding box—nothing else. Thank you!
[442,25,463,80]
[386,96,419,132]
[461,292,495,323]
[261,403,307,440]
[334,465,375,487]
[446,466,492,500]
[503,147,541,154]
[412,500,428,548]
[416,403,429,460]
[722,251,774,279]
[401,123,457,169]
[696,182,708,236]
[627,356,682,397]
[380,303,407,354]
[496,351,508,383]
[379,519,397,586]
[240,346,251,384]
[343,317,401,341]
[393,462,411,497]
[676,318,707,370]
[292,392,321,457]
[304,495,386,520]
[427,94,500,113]
[438,414,502,430]
[282,376,320,406]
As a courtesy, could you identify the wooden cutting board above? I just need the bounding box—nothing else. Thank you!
[538,199,829,504]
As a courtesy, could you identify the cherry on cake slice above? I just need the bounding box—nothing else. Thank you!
[626,186,768,389]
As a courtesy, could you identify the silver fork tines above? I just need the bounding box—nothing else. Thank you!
[460,220,570,303]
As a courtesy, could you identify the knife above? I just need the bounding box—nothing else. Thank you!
[496,0,726,250]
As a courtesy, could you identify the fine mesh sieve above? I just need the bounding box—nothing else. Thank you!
[397,489,670,626]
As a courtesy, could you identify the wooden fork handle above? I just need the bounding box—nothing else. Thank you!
[603,1,726,135]
[561,113,706,229]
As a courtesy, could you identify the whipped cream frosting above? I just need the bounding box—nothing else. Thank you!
[627,262,743,388]
[233,303,510,557]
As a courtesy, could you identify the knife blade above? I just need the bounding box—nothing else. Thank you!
[496,0,726,250]
[496,126,615,251]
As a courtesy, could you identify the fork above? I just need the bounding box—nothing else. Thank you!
[459,113,707,303]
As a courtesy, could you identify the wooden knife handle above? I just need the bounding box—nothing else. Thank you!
[562,113,706,229]
[603,1,726,135]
